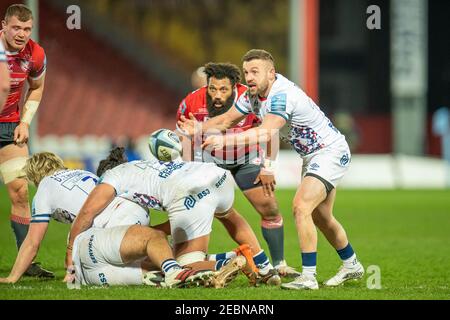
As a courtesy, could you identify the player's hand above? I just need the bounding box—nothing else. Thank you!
[254,168,276,197]
[63,273,75,283]
[63,265,75,283]
[201,135,224,150]
[14,122,29,145]
[0,277,15,284]
[178,113,200,137]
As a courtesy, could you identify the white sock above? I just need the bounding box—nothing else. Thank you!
[302,266,317,277]
[343,253,358,268]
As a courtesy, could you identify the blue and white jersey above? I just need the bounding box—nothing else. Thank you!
[0,41,6,62]
[31,170,99,224]
[235,73,345,156]
[99,159,219,211]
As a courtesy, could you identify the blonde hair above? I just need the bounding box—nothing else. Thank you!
[24,152,66,186]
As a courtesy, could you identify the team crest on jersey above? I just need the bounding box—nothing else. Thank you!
[270,94,287,112]
[184,195,196,210]
[340,153,350,166]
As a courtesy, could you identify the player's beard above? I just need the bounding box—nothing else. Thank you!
[207,91,236,117]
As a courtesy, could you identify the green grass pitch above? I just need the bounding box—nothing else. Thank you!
[0,186,449,300]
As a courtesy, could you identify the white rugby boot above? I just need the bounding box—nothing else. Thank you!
[323,261,365,287]
[281,273,319,290]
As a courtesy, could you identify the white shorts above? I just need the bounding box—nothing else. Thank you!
[73,225,143,286]
[93,197,150,228]
[302,141,351,190]
[166,165,234,245]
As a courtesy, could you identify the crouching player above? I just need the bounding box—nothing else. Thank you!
[66,147,280,288]
[0,151,211,288]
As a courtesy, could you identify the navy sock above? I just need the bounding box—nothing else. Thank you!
[261,215,284,266]
[10,215,30,250]
[161,259,182,273]
[336,243,355,261]
[301,252,317,276]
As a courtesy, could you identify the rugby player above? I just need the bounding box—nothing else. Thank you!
[176,62,298,277]
[0,4,51,278]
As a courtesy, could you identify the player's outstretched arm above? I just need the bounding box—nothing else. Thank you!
[202,113,286,150]
[178,106,246,136]
[65,184,115,270]
[0,223,49,283]
[14,75,46,145]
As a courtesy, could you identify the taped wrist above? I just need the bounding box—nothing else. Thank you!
[21,100,40,126]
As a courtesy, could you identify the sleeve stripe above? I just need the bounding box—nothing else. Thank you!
[235,102,249,115]
[31,216,50,220]
[31,220,50,224]
[29,68,46,80]
[33,213,52,217]
[268,111,289,121]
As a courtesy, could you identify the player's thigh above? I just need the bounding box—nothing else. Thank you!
[0,141,28,163]
[77,226,130,269]
[119,225,168,263]
[243,186,279,218]
[169,199,215,246]
[312,188,337,225]
[0,143,29,186]
[231,162,262,191]
[293,176,328,214]
[82,262,143,286]
[214,169,235,215]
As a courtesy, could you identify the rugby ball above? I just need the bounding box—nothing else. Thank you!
[148,129,182,161]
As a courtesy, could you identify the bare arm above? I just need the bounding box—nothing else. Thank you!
[178,106,246,136]
[0,223,49,283]
[65,184,115,268]
[0,61,10,110]
[202,114,286,149]
[14,74,46,144]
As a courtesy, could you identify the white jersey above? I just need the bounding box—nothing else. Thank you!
[99,159,221,211]
[235,73,345,156]
[31,170,99,224]
[0,41,5,61]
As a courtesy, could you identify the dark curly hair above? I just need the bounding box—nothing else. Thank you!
[96,147,128,177]
[203,62,241,86]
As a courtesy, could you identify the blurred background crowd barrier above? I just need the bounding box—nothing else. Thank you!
[1,0,448,188]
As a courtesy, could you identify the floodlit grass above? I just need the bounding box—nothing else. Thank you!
[1,186,449,299]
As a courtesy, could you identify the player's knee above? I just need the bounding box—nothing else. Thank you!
[292,202,313,219]
[254,199,279,219]
[145,227,166,242]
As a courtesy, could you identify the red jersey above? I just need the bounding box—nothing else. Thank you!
[176,84,261,162]
[0,35,46,123]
